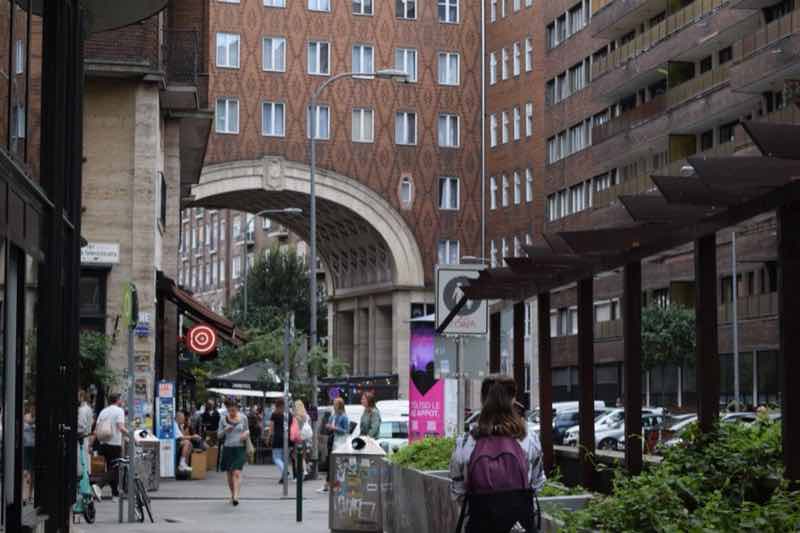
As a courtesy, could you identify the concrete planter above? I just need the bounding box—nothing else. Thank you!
[381,460,594,533]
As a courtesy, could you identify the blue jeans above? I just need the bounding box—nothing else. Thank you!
[273,447,286,478]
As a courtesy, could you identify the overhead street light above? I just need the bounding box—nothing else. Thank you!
[307,67,410,478]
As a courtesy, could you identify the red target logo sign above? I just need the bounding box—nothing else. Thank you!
[187,325,217,355]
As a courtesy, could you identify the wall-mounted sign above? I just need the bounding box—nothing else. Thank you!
[187,324,217,355]
[435,264,488,335]
[81,242,120,265]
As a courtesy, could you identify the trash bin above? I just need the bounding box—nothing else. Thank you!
[134,430,161,491]
[329,437,387,533]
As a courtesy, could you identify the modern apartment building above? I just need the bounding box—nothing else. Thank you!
[189,0,484,397]
[486,0,798,408]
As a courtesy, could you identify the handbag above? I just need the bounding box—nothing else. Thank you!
[245,436,255,463]
[290,418,302,444]
[300,420,313,441]
[95,417,113,443]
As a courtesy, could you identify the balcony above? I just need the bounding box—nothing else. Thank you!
[591,0,730,80]
[718,292,778,323]
[595,319,623,339]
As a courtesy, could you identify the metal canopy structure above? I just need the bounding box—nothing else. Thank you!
[449,118,800,486]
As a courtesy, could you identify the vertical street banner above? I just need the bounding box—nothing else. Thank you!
[156,380,176,477]
[409,318,444,442]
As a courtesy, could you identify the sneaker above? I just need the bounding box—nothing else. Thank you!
[111,496,118,503]
[92,484,103,502]
[316,487,328,493]
[178,463,193,473]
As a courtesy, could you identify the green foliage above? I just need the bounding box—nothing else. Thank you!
[555,420,800,532]
[390,437,456,471]
[79,330,118,390]
[641,304,696,371]
[228,247,326,338]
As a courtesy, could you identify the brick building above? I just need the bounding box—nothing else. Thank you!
[485,0,798,409]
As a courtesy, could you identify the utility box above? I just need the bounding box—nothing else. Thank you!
[329,437,387,533]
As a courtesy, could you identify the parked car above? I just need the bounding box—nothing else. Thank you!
[661,411,776,448]
[526,401,607,434]
[376,416,409,455]
[553,408,610,445]
[376,400,409,418]
[588,413,665,450]
[563,408,663,446]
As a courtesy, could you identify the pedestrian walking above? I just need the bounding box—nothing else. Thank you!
[269,398,293,484]
[317,397,349,493]
[290,400,314,479]
[77,390,94,477]
[218,399,250,506]
[95,393,129,502]
[450,375,545,533]
[359,392,381,439]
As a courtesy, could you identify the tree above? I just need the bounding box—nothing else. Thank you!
[228,247,327,340]
[641,304,696,371]
[79,330,119,391]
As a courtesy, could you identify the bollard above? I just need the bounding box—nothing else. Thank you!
[296,443,303,522]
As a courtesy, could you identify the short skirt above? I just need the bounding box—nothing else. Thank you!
[220,446,246,471]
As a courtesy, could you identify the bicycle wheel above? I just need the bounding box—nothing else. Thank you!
[83,500,96,524]
[134,493,145,523]
[135,478,153,523]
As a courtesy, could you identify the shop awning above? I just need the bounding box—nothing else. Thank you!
[157,275,246,346]
[207,388,284,399]
[207,360,282,392]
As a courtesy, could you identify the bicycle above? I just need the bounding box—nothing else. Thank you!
[111,453,153,523]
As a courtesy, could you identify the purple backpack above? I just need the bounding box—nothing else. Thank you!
[467,436,529,494]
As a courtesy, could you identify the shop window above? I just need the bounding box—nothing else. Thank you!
[80,269,108,332]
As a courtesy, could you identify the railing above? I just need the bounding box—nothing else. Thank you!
[666,64,730,107]
[594,319,623,339]
[592,0,729,80]
[733,8,800,62]
[593,96,667,145]
[718,292,778,323]
[164,29,199,84]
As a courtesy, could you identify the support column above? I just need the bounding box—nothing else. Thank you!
[368,296,377,374]
[537,293,554,473]
[695,235,719,433]
[513,302,526,407]
[623,262,643,475]
[490,312,501,373]
[577,277,595,489]
[778,202,800,482]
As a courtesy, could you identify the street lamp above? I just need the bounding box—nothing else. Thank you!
[242,208,303,321]
[307,67,409,474]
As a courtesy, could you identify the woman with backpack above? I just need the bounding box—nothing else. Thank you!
[450,375,546,533]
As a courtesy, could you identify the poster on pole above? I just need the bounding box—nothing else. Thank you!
[409,318,444,442]
[156,380,175,477]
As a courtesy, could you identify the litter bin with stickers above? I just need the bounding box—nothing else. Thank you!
[329,437,387,533]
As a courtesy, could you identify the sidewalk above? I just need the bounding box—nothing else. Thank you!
[74,464,330,533]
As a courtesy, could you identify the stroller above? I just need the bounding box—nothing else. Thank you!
[73,439,98,524]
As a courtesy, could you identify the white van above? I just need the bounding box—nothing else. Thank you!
[376,400,409,418]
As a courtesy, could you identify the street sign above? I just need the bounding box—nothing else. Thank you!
[121,282,139,330]
[81,242,120,265]
[435,264,488,335]
[434,335,489,379]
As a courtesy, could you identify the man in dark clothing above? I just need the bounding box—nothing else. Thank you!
[200,400,221,442]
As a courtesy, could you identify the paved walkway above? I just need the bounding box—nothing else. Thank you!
[74,465,330,533]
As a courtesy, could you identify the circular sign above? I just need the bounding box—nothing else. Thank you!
[187,325,217,355]
[442,275,482,316]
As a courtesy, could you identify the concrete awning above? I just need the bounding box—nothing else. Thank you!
[30,1,169,34]
[173,110,213,199]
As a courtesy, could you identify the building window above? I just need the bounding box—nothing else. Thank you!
[262,101,285,137]
[501,0,507,17]
[14,39,24,74]
[525,38,533,71]
[513,41,521,77]
[501,238,509,263]
[501,48,508,80]
[233,215,242,240]
[307,104,330,140]
[501,111,509,144]
[395,111,417,145]
[502,175,509,207]
[395,48,418,82]
[490,176,498,210]
[438,176,460,210]
[353,0,373,14]
[490,240,498,268]
[514,0,521,10]
[525,103,533,136]
[233,256,242,279]
[264,0,285,6]
[437,239,460,265]
[216,32,240,68]
[513,235,521,256]
[491,0,497,21]
[490,114,497,147]
[352,44,374,75]
[220,219,227,242]
[11,104,25,140]
[513,171,521,205]
[215,97,239,134]
[352,107,374,143]
[212,258,219,285]
[308,0,330,11]
[437,52,460,85]
[219,258,226,282]
[159,172,167,228]
[513,107,521,141]
[438,0,459,23]
[262,37,286,72]
[525,169,533,202]
[308,41,330,75]
[396,0,416,19]
[400,176,414,206]
[489,52,497,85]
[437,113,459,148]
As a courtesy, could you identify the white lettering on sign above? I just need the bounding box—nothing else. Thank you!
[81,242,120,265]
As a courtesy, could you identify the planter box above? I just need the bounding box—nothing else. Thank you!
[382,460,593,533]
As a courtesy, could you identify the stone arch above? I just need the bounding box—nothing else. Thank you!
[191,156,426,294]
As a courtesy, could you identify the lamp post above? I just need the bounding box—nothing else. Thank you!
[242,208,303,322]
[307,67,408,474]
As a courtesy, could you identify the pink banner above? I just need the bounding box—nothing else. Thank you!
[409,321,444,441]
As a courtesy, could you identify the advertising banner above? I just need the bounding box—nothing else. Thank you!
[409,319,444,442]
[155,380,176,477]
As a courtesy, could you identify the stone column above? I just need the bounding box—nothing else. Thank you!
[392,291,411,399]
